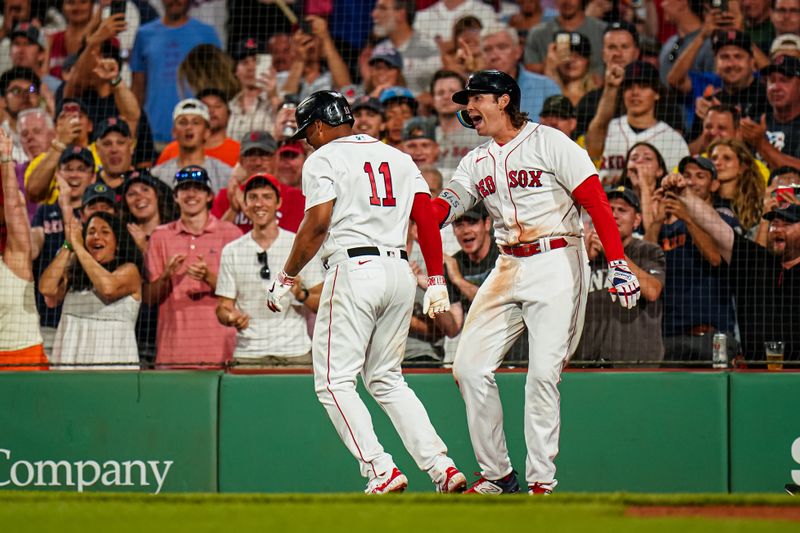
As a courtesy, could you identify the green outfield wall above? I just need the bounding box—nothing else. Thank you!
[1,371,798,494]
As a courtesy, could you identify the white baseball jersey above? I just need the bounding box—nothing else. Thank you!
[302,134,430,261]
[449,122,598,246]
[598,116,689,185]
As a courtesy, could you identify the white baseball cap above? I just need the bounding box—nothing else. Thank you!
[173,98,210,123]
[771,34,800,57]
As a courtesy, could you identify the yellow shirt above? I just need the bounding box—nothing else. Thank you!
[24,143,101,205]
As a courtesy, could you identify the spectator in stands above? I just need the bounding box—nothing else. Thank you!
[587,61,689,185]
[1,66,43,162]
[437,15,485,79]
[741,55,800,170]
[26,98,94,205]
[481,22,561,122]
[216,174,324,367]
[278,18,352,99]
[524,0,606,75]
[668,29,769,136]
[380,86,417,148]
[742,0,775,52]
[48,0,94,80]
[130,0,221,147]
[39,210,142,370]
[709,138,765,232]
[658,0,715,85]
[507,0,558,38]
[0,128,47,371]
[574,186,665,364]
[771,33,800,58]
[143,165,240,368]
[364,47,406,100]
[771,0,800,36]
[0,0,34,75]
[401,117,440,168]
[413,0,498,53]
[121,169,178,365]
[543,32,599,106]
[755,165,800,245]
[430,70,480,172]
[619,142,668,232]
[274,142,305,189]
[351,95,386,139]
[538,95,577,138]
[151,99,232,194]
[575,21,640,136]
[8,23,58,92]
[267,33,293,74]
[371,0,441,96]
[30,148,95,354]
[227,37,279,142]
[157,88,240,168]
[646,157,739,362]
[666,172,800,361]
[17,108,54,217]
[434,204,498,357]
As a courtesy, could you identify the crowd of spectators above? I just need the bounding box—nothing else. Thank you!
[0,0,798,370]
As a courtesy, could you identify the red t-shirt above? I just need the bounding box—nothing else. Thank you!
[157,138,241,168]
[211,183,305,233]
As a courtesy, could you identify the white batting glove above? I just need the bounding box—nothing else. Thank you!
[423,275,450,318]
[607,259,641,309]
[266,271,295,313]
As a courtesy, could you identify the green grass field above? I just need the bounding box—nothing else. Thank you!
[1,492,799,532]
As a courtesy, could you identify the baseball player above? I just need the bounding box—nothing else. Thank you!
[265,91,466,494]
[430,70,641,494]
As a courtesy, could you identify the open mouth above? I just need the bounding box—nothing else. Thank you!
[469,114,484,129]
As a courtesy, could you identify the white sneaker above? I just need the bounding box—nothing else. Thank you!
[365,468,408,494]
[436,466,467,493]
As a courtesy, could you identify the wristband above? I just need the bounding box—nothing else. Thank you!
[110,74,123,87]
[51,140,66,152]
[277,270,296,286]
[62,240,73,251]
[428,275,446,286]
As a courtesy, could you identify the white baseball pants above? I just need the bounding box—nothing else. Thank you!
[312,255,454,483]
[452,244,589,486]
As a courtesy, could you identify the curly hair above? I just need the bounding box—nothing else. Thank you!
[708,138,765,231]
[70,212,144,292]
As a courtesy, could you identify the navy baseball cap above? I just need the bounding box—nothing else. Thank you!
[555,32,591,59]
[623,61,661,90]
[10,23,46,49]
[679,155,717,180]
[760,54,800,78]
[94,116,131,140]
[174,165,211,191]
[540,95,576,119]
[456,203,489,221]
[763,204,800,223]
[712,30,752,55]
[58,145,94,170]
[351,96,385,116]
[82,182,116,208]
[604,20,639,47]
[231,37,261,62]
[369,47,403,70]
[121,169,160,196]
[605,185,641,212]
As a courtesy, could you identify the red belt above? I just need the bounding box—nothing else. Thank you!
[500,237,568,257]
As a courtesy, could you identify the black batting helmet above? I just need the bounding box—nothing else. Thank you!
[452,70,521,109]
[290,90,355,141]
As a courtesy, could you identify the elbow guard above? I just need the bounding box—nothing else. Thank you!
[436,182,477,228]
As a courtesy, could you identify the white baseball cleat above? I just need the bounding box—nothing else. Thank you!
[437,466,467,493]
[365,467,408,494]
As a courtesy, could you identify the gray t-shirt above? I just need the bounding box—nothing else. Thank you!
[573,238,666,363]
[524,16,607,75]
[151,156,233,194]
[658,30,715,86]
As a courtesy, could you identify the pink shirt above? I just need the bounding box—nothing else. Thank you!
[146,215,242,367]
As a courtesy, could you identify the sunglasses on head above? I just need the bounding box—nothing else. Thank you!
[175,168,208,184]
[257,251,270,280]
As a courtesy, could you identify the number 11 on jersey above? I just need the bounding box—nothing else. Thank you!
[364,162,396,207]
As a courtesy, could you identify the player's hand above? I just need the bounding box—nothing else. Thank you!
[607,259,640,309]
[422,275,450,318]
[266,270,295,312]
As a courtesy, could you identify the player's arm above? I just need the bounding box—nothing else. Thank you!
[411,192,450,318]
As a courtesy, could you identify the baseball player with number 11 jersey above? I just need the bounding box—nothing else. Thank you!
[431,70,641,495]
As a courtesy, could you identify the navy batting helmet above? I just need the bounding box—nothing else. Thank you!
[290,90,354,141]
[452,70,521,109]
